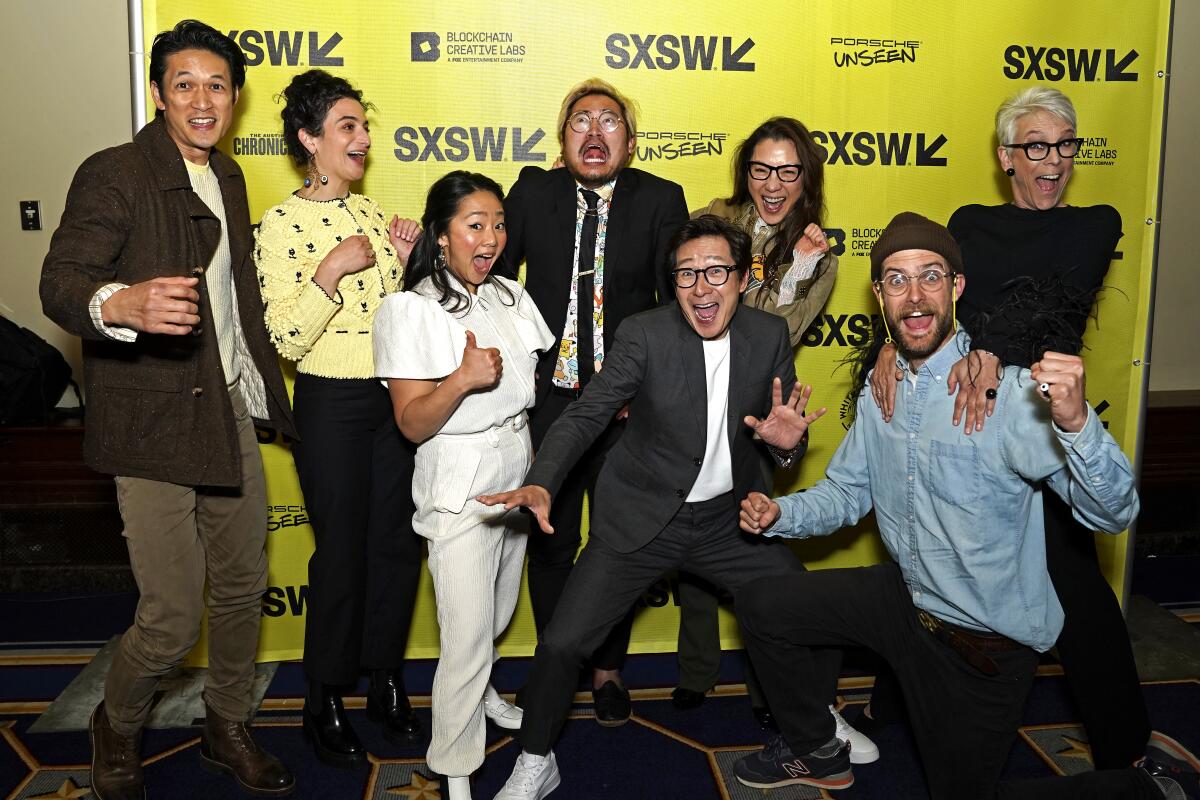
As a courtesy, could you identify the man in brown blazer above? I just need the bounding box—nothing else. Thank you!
[40,20,296,800]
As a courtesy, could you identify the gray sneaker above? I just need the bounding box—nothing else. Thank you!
[493,751,561,800]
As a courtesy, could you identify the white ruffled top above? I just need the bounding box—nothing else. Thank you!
[373,275,553,435]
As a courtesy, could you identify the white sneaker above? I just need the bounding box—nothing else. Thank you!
[831,704,880,764]
[483,685,523,730]
[493,750,560,800]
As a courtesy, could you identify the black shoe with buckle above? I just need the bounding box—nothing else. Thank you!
[592,681,631,727]
[366,669,423,745]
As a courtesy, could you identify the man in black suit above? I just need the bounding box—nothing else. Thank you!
[503,78,688,723]
[481,216,841,799]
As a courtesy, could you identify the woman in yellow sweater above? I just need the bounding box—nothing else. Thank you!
[255,70,423,769]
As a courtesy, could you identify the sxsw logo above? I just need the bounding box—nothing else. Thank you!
[412,31,440,62]
[226,30,343,67]
[810,131,948,166]
[605,34,755,71]
[800,313,877,348]
[1003,45,1138,81]
[393,126,546,162]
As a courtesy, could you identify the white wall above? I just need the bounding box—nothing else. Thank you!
[1,0,132,405]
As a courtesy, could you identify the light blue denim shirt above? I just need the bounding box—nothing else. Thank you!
[768,329,1139,652]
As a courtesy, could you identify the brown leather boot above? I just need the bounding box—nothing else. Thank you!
[89,702,145,800]
[199,704,295,796]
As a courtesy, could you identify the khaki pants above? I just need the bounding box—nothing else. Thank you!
[104,384,268,734]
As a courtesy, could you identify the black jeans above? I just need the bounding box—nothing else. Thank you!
[526,389,633,671]
[292,374,424,684]
[737,562,1160,800]
[518,493,837,755]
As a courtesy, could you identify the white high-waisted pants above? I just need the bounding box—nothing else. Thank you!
[412,414,531,776]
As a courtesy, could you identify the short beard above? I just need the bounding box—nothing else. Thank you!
[888,308,953,365]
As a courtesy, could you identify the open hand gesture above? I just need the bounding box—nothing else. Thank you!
[477,485,554,533]
[744,377,826,450]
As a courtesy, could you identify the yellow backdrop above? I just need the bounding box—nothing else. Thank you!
[141,0,1172,662]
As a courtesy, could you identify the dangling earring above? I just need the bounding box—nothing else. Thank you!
[1005,167,1015,176]
[304,160,329,188]
[436,246,448,269]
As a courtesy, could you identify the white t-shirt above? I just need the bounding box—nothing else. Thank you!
[686,335,733,502]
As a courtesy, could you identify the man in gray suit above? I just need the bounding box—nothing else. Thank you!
[480,215,841,800]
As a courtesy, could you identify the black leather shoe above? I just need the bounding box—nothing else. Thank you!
[752,705,779,733]
[366,669,422,745]
[671,687,706,710]
[592,681,631,727]
[302,684,366,769]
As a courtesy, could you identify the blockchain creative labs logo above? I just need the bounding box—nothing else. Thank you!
[810,130,948,167]
[1003,45,1138,81]
[393,124,547,162]
[847,225,887,255]
[226,29,343,67]
[605,33,755,71]
[410,30,527,64]
[636,131,729,163]
[1073,135,1120,167]
[233,133,289,157]
[829,37,920,68]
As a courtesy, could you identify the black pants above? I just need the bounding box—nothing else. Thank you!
[737,563,1160,800]
[292,374,423,685]
[1044,492,1150,767]
[675,572,767,706]
[518,493,839,755]
[526,390,633,671]
[866,494,1151,768]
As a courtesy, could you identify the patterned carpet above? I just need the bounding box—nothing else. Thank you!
[2,652,1198,799]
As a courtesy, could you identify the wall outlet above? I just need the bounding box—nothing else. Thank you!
[20,200,41,231]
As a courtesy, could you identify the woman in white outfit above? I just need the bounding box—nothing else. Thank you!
[373,171,553,799]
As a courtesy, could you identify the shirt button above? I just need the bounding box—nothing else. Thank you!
[910,433,916,439]
[192,387,204,398]
[675,489,685,498]
[907,474,914,481]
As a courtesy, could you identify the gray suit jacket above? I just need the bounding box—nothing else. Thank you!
[526,304,796,553]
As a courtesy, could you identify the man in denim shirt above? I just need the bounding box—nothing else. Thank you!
[730,212,1195,799]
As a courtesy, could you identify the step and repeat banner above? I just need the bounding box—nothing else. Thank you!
[139,1,1171,662]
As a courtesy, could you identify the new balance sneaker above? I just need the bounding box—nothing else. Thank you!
[831,705,880,764]
[483,685,523,731]
[493,751,560,800]
[1144,733,1199,800]
[734,735,854,791]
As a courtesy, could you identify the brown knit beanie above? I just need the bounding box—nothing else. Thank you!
[870,212,963,280]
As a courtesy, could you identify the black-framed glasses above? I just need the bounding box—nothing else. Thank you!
[567,110,624,134]
[1003,137,1084,161]
[672,265,737,288]
[873,269,956,296]
[747,161,802,182]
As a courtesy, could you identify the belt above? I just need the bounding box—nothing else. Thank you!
[916,609,1026,676]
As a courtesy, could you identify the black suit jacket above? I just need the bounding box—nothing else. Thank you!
[526,305,796,554]
[503,165,688,405]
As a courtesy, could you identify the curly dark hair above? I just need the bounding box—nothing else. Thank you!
[727,117,829,304]
[149,20,246,118]
[279,70,369,166]
[404,171,515,313]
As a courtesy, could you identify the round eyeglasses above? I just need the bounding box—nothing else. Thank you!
[874,269,956,296]
[567,111,624,134]
[1003,138,1084,161]
[747,161,802,182]
[672,265,736,289]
